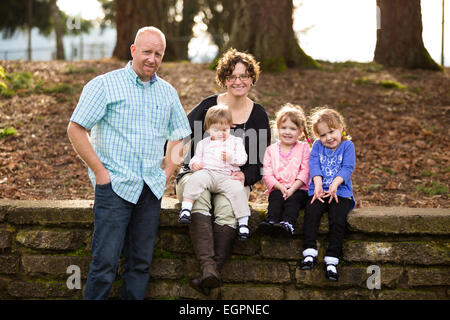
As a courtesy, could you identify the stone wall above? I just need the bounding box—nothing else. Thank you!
[0,199,449,300]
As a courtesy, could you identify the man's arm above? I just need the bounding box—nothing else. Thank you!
[67,121,110,185]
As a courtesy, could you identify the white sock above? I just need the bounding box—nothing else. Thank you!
[181,201,193,211]
[238,217,249,234]
[324,256,339,271]
[180,201,193,217]
[302,248,318,258]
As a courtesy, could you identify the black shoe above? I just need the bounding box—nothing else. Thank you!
[325,264,339,281]
[237,224,250,241]
[273,222,293,237]
[256,220,275,235]
[178,208,191,224]
[299,255,317,270]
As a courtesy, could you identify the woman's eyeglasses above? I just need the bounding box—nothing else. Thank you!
[226,74,251,82]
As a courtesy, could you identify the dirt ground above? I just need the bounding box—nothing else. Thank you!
[0,58,449,208]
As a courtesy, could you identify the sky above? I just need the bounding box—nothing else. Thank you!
[40,0,450,66]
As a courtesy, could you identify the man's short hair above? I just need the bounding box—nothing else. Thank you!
[134,26,166,48]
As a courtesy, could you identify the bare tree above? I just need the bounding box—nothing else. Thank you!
[113,0,198,61]
[49,0,65,60]
[227,0,318,72]
[374,0,441,70]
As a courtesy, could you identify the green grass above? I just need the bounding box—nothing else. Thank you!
[0,127,17,139]
[0,66,35,97]
[379,80,407,90]
[420,170,437,177]
[0,65,77,98]
[416,181,448,197]
[333,61,384,72]
[64,63,97,75]
[353,77,407,90]
[353,77,372,86]
[380,167,397,175]
[42,83,75,95]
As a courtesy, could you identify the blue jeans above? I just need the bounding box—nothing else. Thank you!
[83,183,161,300]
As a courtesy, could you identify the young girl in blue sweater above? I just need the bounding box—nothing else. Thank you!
[300,107,356,281]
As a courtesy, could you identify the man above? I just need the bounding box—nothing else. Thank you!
[67,26,191,300]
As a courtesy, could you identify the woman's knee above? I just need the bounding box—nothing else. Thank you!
[212,194,237,227]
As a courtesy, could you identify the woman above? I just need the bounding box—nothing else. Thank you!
[175,48,271,295]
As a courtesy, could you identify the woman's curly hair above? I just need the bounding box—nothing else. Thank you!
[215,48,261,88]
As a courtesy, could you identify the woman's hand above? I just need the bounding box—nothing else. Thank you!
[231,171,245,185]
[222,151,233,163]
[191,162,203,172]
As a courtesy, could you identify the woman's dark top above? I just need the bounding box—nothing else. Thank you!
[177,94,271,187]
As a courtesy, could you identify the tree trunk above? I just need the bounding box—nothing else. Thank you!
[228,0,318,72]
[374,0,441,70]
[113,0,197,61]
[49,0,65,60]
[27,0,32,61]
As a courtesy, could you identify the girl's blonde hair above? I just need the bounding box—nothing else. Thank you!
[274,103,311,147]
[308,106,352,141]
[204,104,233,131]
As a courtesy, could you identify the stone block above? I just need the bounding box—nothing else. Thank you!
[348,207,450,235]
[0,277,11,299]
[285,288,373,300]
[16,229,89,251]
[7,281,81,298]
[150,258,185,280]
[0,256,20,274]
[158,198,182,228]
[232,236,260,256]
[261,238,303,260]
[220,284,284,300]
[146,280,181,299]
[179,283,220,300]
[295,265,403,289]
[377,289,441,300]
[221,260,291,283]
[155,231,193,254]
[343,241,450,265]
[0,225,12,249]
[406,267,450,286]
[0,200,16,222]
[21,255,91,278]
[4,200,94,227]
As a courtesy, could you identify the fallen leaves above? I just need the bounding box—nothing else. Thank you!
[0,59,448,208]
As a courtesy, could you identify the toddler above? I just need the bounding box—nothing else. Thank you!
[178,105,251,240]
[300,107,356,281]
[258,103,311,237]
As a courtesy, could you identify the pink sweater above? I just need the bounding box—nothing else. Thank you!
[263,141,311,195]
[189,135,247,175]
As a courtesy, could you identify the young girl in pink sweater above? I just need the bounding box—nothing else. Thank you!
[258,103,311,237]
